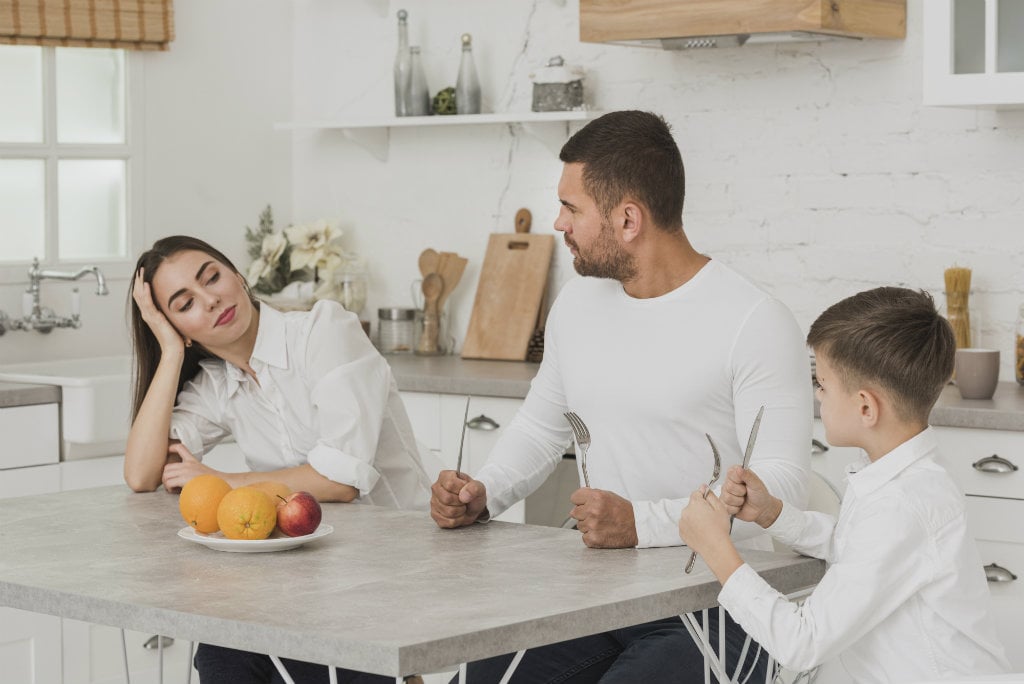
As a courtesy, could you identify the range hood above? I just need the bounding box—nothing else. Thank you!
[580,0,906,48]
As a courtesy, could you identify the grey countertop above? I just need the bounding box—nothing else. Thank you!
[4,355,1024,431]
[0,485,824,677]
[0,381,60,409]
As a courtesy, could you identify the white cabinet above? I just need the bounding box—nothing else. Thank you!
[400,391,531,523]
[933,425,1024,670]
[0,402,59,468]
[0,466,63,684]
[809,419,864,498]
[62,620,194,684]
[924,0,1024,106]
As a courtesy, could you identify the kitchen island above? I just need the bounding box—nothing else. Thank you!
[0,485,824,679]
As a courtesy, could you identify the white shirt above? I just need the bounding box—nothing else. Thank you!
[475,259,813,547]
[170,300,430,510]
[718,428,1010,682]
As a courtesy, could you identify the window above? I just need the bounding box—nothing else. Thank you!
[0,44,138,267]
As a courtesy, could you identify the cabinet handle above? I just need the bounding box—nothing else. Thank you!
[143,634,175,649]
[811,439,829,455]
[984,563,1018,583]
[972,455,1019,474]
[467,414,499,431]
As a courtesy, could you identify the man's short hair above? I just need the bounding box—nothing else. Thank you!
[807,287,955,423]
[559,110,685,230]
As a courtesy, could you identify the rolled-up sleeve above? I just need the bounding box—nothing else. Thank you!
[303,302,390,495]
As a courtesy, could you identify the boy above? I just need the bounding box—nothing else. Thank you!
[678,287,1010,682]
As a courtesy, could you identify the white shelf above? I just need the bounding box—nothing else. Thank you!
[275,110,598,161]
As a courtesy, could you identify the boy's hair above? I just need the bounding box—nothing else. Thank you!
[559,110,685,230]
[807,287,955,423]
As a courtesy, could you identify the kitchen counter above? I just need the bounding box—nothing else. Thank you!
[386,355,1024,433]
[0,485,824,678]
[0,380,60,408]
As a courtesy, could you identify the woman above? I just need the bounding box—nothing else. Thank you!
[127,235,429,683]
[126,235,429,504]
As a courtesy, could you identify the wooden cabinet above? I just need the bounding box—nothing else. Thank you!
[580,0,906,45]
[933,425,1024,670]
[924,0,1024,106]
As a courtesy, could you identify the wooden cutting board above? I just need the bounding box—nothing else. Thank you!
[462,209,554,361]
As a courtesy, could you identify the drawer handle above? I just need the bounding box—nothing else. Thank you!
[143,634,174,649]
[811,439,829,455]
[972,455,1018,474]
[984,563,1018,583]
[467,414,499,431]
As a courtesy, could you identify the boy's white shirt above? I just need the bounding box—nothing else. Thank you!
[718,427,1010,682]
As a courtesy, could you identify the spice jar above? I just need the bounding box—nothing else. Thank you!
[377,307,416,354]
[1016,303,1024,385]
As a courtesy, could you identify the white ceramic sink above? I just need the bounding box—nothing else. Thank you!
[0,355,131,445]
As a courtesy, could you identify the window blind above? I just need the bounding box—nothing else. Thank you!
[0,0,174,51]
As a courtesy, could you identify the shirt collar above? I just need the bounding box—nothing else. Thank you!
[846,426,936,497]
[223,303,289,396]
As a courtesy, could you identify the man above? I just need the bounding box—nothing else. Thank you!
[431,110,812,683]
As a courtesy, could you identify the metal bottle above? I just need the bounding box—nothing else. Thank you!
[393,9,411,116]
[455,33,481,114]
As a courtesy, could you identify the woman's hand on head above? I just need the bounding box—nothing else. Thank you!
[133,268,186,355]
[161,442,218,493]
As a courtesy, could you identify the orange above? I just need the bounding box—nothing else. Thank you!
[216,487,278,540]
[249,480,292,507]
[179,474,233,534]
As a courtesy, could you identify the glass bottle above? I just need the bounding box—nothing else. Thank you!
[407,46,430,116]
[1016,303,1024,385]
[393,9,411,117]
[455,33,481,115]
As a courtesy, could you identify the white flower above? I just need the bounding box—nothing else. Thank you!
[247,231,287,284]
[285,219,344,272]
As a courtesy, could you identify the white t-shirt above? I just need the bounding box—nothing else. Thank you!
[475,259,813,547]
[170,300,430,510]
[719,427,1009,682]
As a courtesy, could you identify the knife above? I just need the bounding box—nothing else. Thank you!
[455,396,470,476]
[730,404,765,532]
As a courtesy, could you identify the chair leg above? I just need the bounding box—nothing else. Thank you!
[120,629,132,684]
[269,655,297,684]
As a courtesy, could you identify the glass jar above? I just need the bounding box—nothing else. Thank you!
[377,307,417,354]
[1016,304,1024,385]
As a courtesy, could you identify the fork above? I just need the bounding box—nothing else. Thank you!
[564,411,591,488]
[684,433,722,574]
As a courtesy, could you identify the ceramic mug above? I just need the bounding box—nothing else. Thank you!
[955,348,1000,400]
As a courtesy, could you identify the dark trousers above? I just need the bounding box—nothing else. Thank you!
[455,609,769,684]
[194,643,395,684]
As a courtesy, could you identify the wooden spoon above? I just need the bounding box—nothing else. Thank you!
[418,248,440,278]
[436,253,467,313]
[416,272,444,354]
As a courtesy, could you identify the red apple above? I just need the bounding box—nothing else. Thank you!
[275,491,322,537]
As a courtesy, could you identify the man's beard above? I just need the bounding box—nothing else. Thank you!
[569,219,637,282]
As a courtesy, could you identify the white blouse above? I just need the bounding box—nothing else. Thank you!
[718,428,1009,682]
[170,300,430,510]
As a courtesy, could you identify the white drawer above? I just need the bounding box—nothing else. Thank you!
[974,538,1024,671]
[0,403,59,469]
[966,495,1024,545]
[0,463,60,498]
[933,426,1024,500]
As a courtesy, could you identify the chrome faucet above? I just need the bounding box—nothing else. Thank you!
[0,257,110,335]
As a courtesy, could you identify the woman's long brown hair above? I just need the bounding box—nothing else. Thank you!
[128,236,257,420]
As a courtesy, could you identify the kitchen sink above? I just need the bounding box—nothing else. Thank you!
[0,355,131,446]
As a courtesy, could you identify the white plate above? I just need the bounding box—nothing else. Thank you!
[177,524,333,553]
